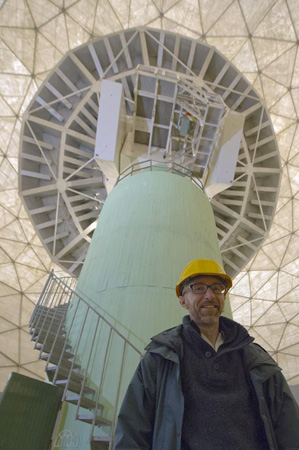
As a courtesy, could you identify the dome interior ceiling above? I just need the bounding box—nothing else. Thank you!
[1,0,299,388]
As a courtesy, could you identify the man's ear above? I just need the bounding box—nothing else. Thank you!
[179,296,189,310]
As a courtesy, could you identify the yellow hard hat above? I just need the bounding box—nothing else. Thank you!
[176,259,232,297]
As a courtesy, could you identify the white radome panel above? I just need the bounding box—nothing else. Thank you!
[0,0,299,389]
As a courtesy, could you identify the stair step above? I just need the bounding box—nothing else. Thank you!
[31,313,67,324]
[33,309,66,316]
[31,329,66,340]
[90,436,111,450]
[32,320,65,329]
[78,413,112,427]
[67,394,102,411]
[31,326,66,339]
[38,345,73,359]
[40,349,74,360]
[31,318,65,329]
[56,379,95,396]
[91,436,111,442]
[41,354,80,369]
[47,365,83,383]
[30,319,64,329]
[31,335,67,347]
[34,304,69,312]
[35,340,70,350]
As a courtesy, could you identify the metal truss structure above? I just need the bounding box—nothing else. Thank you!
[19,28,281,279]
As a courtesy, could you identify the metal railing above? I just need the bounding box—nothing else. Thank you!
[116,159,204,190]
[29,271,143,449]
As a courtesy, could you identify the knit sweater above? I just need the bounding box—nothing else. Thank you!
[180,316,269,450]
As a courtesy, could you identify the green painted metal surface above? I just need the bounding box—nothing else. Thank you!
[75,172,231,400]
[61,171,233,446]
[0,372,63,450]
[77,170,231,335]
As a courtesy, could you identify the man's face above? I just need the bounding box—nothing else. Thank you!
[179,276,226,327]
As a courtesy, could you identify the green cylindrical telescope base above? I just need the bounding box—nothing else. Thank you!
[77,170,232,345]
[59,171,232,446]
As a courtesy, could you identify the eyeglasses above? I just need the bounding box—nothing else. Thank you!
[183,283,226,295]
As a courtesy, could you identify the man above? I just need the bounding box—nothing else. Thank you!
[113,259,299,450]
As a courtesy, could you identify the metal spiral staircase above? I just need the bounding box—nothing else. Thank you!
[29,272,143,449]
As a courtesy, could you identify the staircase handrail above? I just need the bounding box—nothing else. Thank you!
[46,272,144,358]
[30,270,145,448]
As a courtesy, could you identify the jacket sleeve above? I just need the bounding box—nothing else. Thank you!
[113,352,158,450]
[266,371,299,450]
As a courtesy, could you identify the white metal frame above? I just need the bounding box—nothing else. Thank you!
[19,27,281,280]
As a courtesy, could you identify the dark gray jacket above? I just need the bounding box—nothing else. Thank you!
[113,319,299,450]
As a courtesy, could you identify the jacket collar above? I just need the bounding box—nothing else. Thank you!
[182,315,254,352]
[146,316,281,378]
[146,314,252,361]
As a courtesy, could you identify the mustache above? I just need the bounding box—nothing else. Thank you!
[195,301,219,309]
